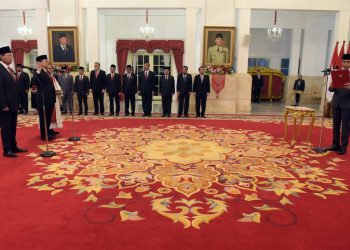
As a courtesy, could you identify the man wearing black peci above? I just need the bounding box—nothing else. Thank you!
[90,62,107,115]
[122,65,137,116]
[326,53,350,155]
[35,55,56,141]
[16,64,30,114]
[176,66,192,117]
[0,46,27,157]
[193,66,210,118]
[159,66,175,117]
[293,74,305,106]
[106,64,121,116]
[138,63,156,117]
[74,67,89,115]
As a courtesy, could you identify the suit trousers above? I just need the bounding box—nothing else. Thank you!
[109,93,120,114]
[62,94,73,113]
[142,93,153,115]
[124,94,135,115]
[78,94,88,114]
[253,88,261,102]
[162,95,172,115]
[18,90,28,112]
[295,93,301,105]
[195,95,207,116]
[0,111,17,152]
[92,91,104,114]
[332,107,350,151]
[38,103,54,139]
[178,93,190,115]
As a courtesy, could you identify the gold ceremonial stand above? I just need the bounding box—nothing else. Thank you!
[284,106,315,146]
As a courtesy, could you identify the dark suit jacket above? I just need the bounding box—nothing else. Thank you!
[0,64,19,112]
[74,75,90,95]
[53,44,75,62]
[106,73,121,94]
[35,69,56,106]
[294,79,305,91]
[122,73,137,95]
[177,73,192,94]
[138,71,156,95]
[329,71,350,109]
[159,75,175,96]
[90,70,107,92]
[17,71,30,92]
[193,74,210,97]
[252,75,264,89]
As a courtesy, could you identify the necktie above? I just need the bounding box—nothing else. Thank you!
[201,76,203,83]
[217,46,219,52]
[145,71,148,79]
[166,75,168,80]
[111,73,114,80]
[80,75,83,81]
[128,74,131,80]
[95,70,99,78]
[8,67,16,82]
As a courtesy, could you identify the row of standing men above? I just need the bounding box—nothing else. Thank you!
[30,62,211,118]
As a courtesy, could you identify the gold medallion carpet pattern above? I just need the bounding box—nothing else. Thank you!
[27,123,347,228]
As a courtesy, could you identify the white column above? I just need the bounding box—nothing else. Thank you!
[289,29,302,75]
[86,7,99,71]
[185,8,199,72]
[36,8,48,56]
[333,11,350,44]
[236,8,251,73]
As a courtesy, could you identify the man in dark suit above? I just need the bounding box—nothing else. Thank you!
[293,74,305,106]
[327,54,350,155]
[138,63,156,117]
[106,64,121,116]
[193,66,210,118]
[16,64,30,114]
[53,33,75,62]
[159,67,175,117]
[0,46,27,157]
[90,62,107,115]
[74,67,89,115]
[122,65,137,116]
[35,55,56,141]
[176,66,192,117]
[252,69,264,103]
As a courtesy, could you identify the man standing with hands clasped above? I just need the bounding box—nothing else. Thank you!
[90,62,107,115]
[138,63,156,117]
[193,66,210,118]
[159,66,175,117]
[326,53,350,155]
[0,46,27,157]
[122,65,137,116]
[176,66,192,117]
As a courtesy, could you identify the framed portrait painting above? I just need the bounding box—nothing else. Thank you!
[48,26,79,66]
[203,26,236,67]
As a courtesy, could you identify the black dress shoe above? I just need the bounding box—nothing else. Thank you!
[78,113,82,115]
[12,147,28,153]
[185,114,189,117]
[84,112,88,115]
[177,114,182,118]
[161,114,166,117]
[196,115,200,118]
[147,114,152,117]
[201,115,206,118]
[100,113,104,115]
[142,114,147,117]
[116,113,119,116]
[108,113,114,116]
[326,145,340,151]
[337,149,346,155]
[125,113,130,116]
[93,113,98,115]
[3,151,18,157]
[167,114,171,117]
[131,113,135,116]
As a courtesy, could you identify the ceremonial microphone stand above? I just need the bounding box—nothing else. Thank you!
[68,92,80,142]
[312,68,331,153]
[32,69,56,157]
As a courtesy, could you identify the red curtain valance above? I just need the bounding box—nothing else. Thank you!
[11,40,38,66]
[116,40,184,75]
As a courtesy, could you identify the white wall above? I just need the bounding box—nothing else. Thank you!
[249,28,291,70]
[0,10,36,47]
[100,9,186,71]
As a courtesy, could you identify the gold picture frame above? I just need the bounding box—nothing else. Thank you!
[48,26,79,66]
[203,26,236,67]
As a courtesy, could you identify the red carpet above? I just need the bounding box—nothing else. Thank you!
[0,116,350,250]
